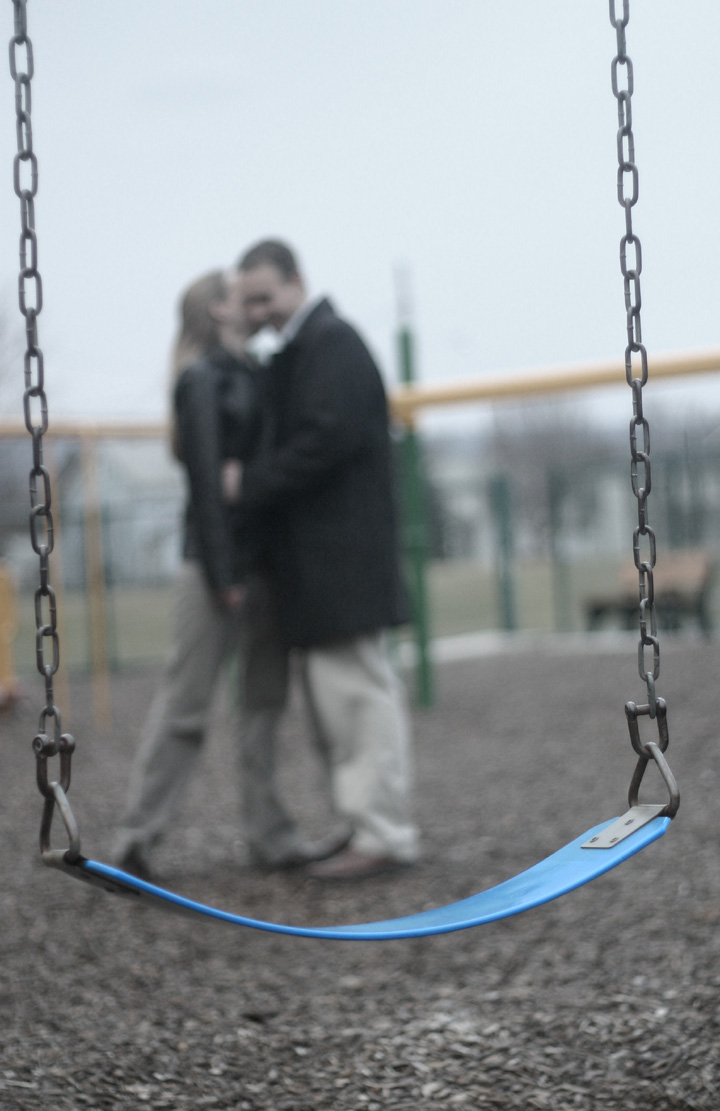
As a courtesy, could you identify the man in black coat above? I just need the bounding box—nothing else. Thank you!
[236,240,418,879]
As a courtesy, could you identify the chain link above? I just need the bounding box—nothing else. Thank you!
[609,0,678,817]
[9,0,77,854]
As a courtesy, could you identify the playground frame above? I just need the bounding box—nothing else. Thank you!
[2,345,720,726]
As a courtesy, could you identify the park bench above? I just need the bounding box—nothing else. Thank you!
[585,548,715,635]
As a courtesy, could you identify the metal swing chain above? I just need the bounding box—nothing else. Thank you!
[9,0,80,861]
[609,0,678,819]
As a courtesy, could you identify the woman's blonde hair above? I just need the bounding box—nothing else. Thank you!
[171,269,228,379]
[169,269,227,456]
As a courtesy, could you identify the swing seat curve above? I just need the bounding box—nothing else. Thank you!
[52,814,670,941]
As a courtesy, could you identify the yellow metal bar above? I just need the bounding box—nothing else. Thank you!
[389,347,720,424]
[1,348,719,437]
[0,421,167,438]
[0,560,19,699]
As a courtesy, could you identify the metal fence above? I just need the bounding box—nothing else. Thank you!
[3,351,720,729]
[2,414,720,661]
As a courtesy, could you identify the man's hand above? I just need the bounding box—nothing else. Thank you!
[221,459,243,504]
[218,584,246,611]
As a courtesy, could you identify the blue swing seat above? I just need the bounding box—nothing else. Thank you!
[61,814,670,941]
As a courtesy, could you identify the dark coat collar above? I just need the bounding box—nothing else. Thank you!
[283,297,336,350]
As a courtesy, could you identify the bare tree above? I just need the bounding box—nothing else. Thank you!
[489,400,618,557]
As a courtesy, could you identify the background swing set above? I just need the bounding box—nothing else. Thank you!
[8,0,680,939]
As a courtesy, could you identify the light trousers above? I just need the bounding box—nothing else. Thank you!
[113,562,303,865]
[299,632,418,862]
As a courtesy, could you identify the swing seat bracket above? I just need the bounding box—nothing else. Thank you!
[580,803,667,849]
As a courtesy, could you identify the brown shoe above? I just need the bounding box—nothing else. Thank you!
[305,848,411,881]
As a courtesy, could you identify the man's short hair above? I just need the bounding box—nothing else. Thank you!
[238,239,300,280]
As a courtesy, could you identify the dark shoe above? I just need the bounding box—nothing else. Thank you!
[116,846,154,882]
[251,830,352,871]
[305,848,412,881]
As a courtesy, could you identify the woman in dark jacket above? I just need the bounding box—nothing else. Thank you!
[112,271,334,877]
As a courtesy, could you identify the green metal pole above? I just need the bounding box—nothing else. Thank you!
[396,309,433,707]
[489,474,517,631]
[548,468,572,632]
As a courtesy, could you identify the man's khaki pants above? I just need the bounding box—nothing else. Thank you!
[300,632,419,862]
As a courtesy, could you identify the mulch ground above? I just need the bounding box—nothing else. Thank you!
[2,636,719,1110]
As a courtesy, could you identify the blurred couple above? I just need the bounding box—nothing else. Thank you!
[113,241,418,882]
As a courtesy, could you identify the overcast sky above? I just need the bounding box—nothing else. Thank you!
[2,0,720,431]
